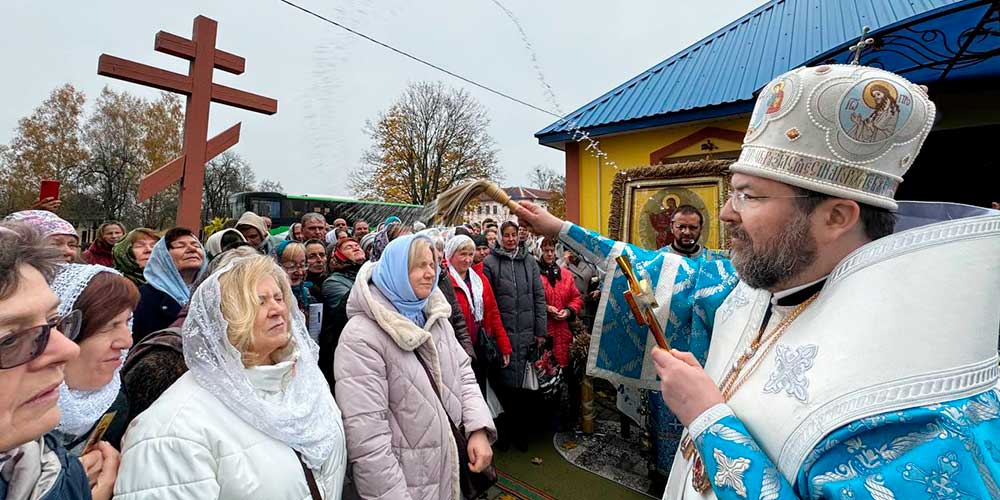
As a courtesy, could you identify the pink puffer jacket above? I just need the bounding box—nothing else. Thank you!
[334,262,496,500]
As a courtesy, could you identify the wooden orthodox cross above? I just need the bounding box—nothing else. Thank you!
[98,15,277,230]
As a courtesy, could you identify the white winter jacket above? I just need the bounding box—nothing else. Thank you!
[113,360,347,500]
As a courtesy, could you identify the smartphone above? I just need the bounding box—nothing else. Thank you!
[39,180,60,201]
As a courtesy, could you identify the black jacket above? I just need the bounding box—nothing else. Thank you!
[132,284,182,344]
[319,269,359,387]
[483,245,547,388]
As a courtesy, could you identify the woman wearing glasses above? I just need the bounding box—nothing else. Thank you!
[50,264,139,455]
[131,228,207,342]
[276,241,318,314]
[0,223,118,500]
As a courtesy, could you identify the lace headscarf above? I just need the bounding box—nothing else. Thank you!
[182,258,341,469]
[51,264,127,437]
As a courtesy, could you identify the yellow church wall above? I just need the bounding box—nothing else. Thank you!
[576,117,748,235]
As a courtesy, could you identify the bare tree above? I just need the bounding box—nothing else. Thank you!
[350,81,502,205]
[529,165,566,219]
[79,87,148,222]
[258,179,284,193]
[202,150,256,221]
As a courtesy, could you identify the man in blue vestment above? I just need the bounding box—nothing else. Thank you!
[657,205,727,262]
[516,64,1000,499]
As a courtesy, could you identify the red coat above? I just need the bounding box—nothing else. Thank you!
[540,267,583,367]
[448,268,512,356]
[82,239,114,267]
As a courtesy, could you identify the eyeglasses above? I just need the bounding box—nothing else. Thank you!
[282,262,307,271]
[728,191,815,213]
[0,309,82,369]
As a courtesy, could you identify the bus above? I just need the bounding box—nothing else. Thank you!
[229,192,424,234]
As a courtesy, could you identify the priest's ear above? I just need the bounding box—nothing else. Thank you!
[812,197,863,245]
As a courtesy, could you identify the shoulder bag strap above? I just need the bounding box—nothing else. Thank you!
[296,451,323,500]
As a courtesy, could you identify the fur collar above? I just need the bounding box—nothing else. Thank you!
[351,261,452,352]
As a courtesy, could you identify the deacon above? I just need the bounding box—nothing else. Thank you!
[659,205,726,261]
[516,64,1000,499]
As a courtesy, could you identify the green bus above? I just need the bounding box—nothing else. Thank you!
[229,192,424,234]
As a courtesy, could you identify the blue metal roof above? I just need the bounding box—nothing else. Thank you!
[536,0,966,145]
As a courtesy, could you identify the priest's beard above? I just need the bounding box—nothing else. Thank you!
[728,211,817,290]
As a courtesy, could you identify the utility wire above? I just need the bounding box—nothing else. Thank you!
[276,0,563,119]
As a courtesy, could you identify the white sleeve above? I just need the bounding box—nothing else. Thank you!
[113,435,220,500]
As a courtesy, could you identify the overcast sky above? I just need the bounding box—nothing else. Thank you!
[2,0,765,197]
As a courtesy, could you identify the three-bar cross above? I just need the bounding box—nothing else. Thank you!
[98,15,277,230]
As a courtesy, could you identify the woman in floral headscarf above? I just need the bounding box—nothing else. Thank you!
[112,228,159,286]
[4,210,80,263]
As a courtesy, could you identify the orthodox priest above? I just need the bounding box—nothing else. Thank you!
[516,64,1000,499]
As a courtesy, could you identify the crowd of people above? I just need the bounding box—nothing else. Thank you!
[5,63,999,500]
[1,202,665,499]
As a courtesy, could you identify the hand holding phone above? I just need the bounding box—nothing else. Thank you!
[32,180,61,212]
[39,180,60,201]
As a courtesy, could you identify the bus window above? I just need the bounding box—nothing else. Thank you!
[289,199,306,219]
[249,198,281,219]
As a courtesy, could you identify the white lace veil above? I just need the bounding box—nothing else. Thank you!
[50,264,126,437]
[181,257,340,469]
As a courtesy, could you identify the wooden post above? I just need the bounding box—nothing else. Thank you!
[580,375,595,434]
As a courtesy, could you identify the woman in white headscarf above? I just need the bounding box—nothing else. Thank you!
[114,255,346,500]
[50,264,138,455]
[444,235,512,393]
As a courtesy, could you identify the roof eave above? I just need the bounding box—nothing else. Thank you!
[535,100,754,147]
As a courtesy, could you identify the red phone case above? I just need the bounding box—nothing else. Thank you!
[39,180,60,201]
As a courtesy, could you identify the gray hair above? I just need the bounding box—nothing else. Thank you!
[0,222,65,300]
[301,213,326,226]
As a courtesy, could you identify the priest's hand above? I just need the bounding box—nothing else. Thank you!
[652,347,724,428]
[513,201,563,239]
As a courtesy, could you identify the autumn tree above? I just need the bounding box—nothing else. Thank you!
[203,151,256,221]
[529,165,566,219]
[1,84,88,215]
[137,93,183,228]
[1,85,188,229]
[351,81,501,204]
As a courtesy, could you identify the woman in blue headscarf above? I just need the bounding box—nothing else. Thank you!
[131,227,207,342]
[334,234,496,500]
